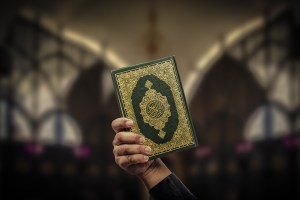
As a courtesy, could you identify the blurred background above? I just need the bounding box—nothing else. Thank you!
[0,0,299,199]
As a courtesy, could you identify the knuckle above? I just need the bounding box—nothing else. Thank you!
[114,157,119,164]
[138,155,145,162]
[139,145,145,153]
[118,146,123,155]
[122,144,129,154]
[135,135,141,143]
[113,146,118,155]
[115,132,121,139]
[115,133,122,143]
[130,155,139,164]
[120,160,127,168]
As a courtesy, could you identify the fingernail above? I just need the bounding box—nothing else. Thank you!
[144,156,149,161]
[139,137,145,144]
[145,146,151,154]
[126,120,134,127]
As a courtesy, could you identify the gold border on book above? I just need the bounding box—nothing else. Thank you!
[114,58,195,157]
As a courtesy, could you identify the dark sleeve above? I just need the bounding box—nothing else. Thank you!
[149,173,198,200]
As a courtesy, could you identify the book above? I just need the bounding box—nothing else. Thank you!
[111,56,198,159]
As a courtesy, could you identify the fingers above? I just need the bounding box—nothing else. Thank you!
[113,144,152,157]
[112,131,145,146]
[111,118,153,174]
[115,154,149,168]
[112,131,152,169]
[111,118,134,133]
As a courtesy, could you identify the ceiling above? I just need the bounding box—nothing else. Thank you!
[0,0,299,80]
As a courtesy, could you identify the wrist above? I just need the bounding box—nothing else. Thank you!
[137,158,171,190]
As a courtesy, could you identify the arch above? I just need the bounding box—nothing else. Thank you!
[189,54,266,147]
[185,5,290,102]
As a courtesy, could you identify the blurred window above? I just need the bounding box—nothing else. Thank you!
[37,113,82,146]
[4,12,99,147]
[244,105,290,141]
[13,107,32,142]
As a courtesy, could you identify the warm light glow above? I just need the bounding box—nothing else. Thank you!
[225,17,263,45]
[195,43,220,71]
[63,30,102,54]
[105,49,128,68]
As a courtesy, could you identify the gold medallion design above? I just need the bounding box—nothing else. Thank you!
[139,80,171,139]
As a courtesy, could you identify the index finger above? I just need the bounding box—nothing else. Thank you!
[111,118,134,133]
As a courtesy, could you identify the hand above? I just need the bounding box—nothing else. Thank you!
[111,117,153,175]
[111,118,171,189]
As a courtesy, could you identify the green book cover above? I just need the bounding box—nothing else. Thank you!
[111,56,198,159]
